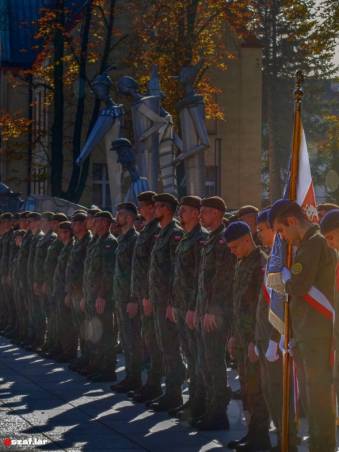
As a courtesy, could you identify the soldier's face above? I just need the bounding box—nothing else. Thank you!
[138,202,154,220]
[200,207,218,229]
[154,202,166,221]
[15,236,23,247]
[179,205,199,229]
[72,220,86,236]
[86,216,95,231]
[227,235,250,258]
[324,229,339,251]
[257,222,274,248]
[58,229,72,244]
[116,210,127,227]
[273,218,299,245]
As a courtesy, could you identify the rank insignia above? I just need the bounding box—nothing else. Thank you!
[291,262,303,275]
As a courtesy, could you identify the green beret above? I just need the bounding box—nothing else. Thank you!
[153,193,179,208]
[137,191,157,204]
[116,202,138,216]
[180,196,201,210]
[201,196,226,213]
[42,211,55,221]
[111,138,132,149]
[317,203,339,213]
[320,209,339,235]
[94,211,113,222]
[58,221,73,231]
[238,205,259,216]
[19,211,30,219]
[87,207,102,216]
[73,209,88,215]
[71,212,88,222]
[53,213,68,222]
[0,212,14,221]
[27,212,41,220]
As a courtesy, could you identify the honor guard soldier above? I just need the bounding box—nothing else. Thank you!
[269,199,336,452]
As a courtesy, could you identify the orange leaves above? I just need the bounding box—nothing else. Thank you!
[0,113,31,141]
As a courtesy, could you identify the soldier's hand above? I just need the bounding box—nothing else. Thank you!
[166,305,176,323]
[142,298,153,317]
[95,297,106,314]
[227,336,237,359]
[80,298,85,312]
[185,310,196,330]
[127,302,139,319]
[64,294,71,307]
[203,313,217,333]
[248,342,259,363]
[33,282,41,296]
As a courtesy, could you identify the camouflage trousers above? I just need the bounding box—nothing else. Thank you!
[175,308,204,416]
[116,302,143,380]
[153,303,185,394]
[294,339,336,452]
[196,316,229,418]
[55,289,77,358]
[236,342,269,439]
[140,303,162,387]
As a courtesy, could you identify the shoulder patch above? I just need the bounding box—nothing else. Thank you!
[219,239,226,245]
[291,262,303,275]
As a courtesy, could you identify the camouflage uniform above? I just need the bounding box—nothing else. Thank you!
[27,230,44,345]
[65,231,92,362]
[149,220,185,397]
[196,224,234,422]
[0,229,15,329]
[113,227,142,382]
[232,247,270,442]
[131,218,162,389]
[33,230,57,346]
[44,238,64,352]
[83,232,117,374]
[173,224,207,417]
[52,240,77,359]
[16,230,33,340]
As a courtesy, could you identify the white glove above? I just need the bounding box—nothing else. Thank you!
[281,267,291,284]
[254,345,260,357]
[279,335,295,356]
[266,272,286,294]
[265,340,279,362]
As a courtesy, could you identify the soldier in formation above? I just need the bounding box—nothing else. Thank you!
[0,194,338,452]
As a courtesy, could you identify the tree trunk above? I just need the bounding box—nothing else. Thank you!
[50,1,65,196]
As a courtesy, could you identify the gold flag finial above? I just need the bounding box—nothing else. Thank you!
[294,70,304,106]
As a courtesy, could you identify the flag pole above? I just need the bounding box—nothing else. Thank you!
[281,70,304,452]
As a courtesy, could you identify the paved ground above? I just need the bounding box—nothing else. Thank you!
[0,336,327,451]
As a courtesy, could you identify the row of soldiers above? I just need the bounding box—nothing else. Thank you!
[0,194,338,452]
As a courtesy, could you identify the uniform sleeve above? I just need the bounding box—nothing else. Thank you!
[98,240,117,300]
[285,237,322,297]
[169,231,183,303]
[241,264,263,343]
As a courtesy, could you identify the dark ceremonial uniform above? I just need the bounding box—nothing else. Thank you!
[0,228,14,329]
[16,230,33,340]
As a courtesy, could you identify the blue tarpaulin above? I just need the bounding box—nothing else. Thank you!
[0,0,88,69]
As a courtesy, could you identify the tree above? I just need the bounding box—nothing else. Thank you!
[249,0,338,201]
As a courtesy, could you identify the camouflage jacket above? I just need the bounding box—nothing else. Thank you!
[285,225,336,342]
[27,231,44,289]
[131,218,160,301]
[52,240,74,298]
[232,247,265,345]
[173,224,208,311]
[196,224,234,327]
[113,227,139,304]
[17,230,33,290]
[83,232,117,304]
[44,238,64,293]
[255,250,274,345]
[65,231,92,294]
[0,229,14,279]
[149,220,183,305]
[33,230,57,285]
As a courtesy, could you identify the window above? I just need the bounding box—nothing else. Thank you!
[204,138,221,196]
[92,163,112,210]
